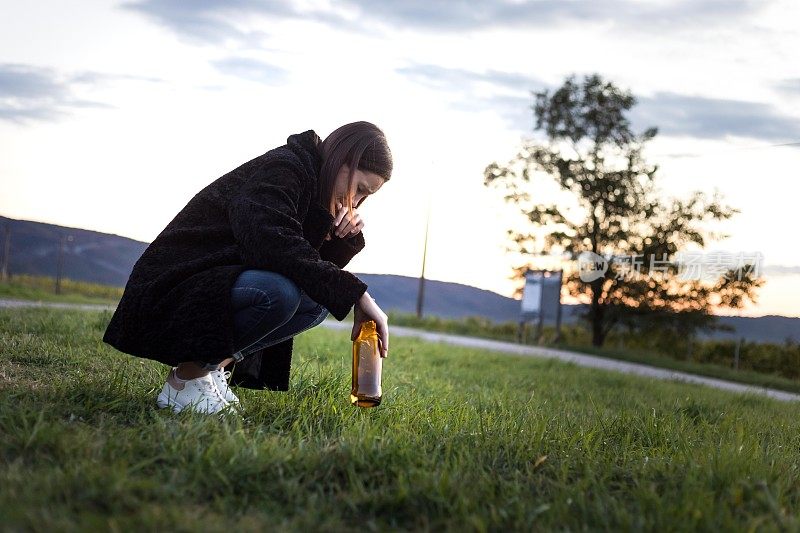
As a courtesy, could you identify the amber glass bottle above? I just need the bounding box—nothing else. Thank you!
[351,320,382,407]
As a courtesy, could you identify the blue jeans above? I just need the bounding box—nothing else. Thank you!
[198,269,329,370]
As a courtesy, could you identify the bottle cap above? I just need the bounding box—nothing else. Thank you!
[361,320,377,334]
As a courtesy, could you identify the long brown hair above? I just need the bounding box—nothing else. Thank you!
[316,121,393,218]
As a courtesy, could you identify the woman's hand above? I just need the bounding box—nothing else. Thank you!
[352,291,389,358]
[325,201,364,241]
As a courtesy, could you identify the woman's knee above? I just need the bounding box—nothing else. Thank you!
[234,270,302,320]
[272,277,302,319]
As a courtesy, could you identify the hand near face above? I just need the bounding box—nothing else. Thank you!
[325,201,365,240]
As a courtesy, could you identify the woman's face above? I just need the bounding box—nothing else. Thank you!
[333,164,385,210]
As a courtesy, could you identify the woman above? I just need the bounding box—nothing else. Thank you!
[102,121,392,414]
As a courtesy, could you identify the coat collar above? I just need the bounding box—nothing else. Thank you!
[286,130,323,180]
[286,128,332,213]
[287,130,335,246]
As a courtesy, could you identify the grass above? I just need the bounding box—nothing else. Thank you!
[388,312,800,396]
[0,274,120,306]
[558,343,800,396]
[1,307,799,530]
[2,274,797,396]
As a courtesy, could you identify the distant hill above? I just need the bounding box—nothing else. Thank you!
[356,273,525,321]
[1,214,797,344]
[0,215,148,287]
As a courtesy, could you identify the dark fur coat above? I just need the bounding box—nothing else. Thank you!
[102,130,368,391]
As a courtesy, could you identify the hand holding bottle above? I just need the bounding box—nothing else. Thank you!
[352,291,389,358]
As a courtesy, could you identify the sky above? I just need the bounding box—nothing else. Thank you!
[1,0,799,318]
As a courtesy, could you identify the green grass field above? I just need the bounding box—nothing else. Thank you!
[556,343,800,396]
[1,307,799,531]
[4,274,798,397]
[388,312,800,396]
[0,275,120,306]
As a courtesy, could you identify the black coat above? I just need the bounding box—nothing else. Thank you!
[102,130,368,391]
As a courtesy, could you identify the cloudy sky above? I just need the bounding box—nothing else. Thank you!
[1,0,799,317]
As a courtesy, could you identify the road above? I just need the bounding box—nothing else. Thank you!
[2,297,798,403]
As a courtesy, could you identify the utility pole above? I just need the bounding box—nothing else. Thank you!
[416,197,431,318]
[0,223,10,281]
[55,233,73,295]
[417,161,434,318]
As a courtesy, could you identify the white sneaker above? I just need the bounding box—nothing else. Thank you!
[209,367,240,404]
[156,370,230,414]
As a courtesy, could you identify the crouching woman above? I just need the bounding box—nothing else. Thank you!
[102,121,392,414]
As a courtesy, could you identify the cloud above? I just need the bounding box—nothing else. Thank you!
[210,56,288,85]
[345,0,762,33]
[119,1,794,144]
[120,0,764,43]
[69,71,163,85]
[630,92,800,143]
[0,63,162,125]
[0,64,110,124]
[398,64,800,144]
[398,64,539,93]
[119,0,306,46]
[396,63,546,131]
[775,78,800,96]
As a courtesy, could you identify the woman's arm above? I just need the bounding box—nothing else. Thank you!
[318,231,365,269]
[227,160,367,320]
